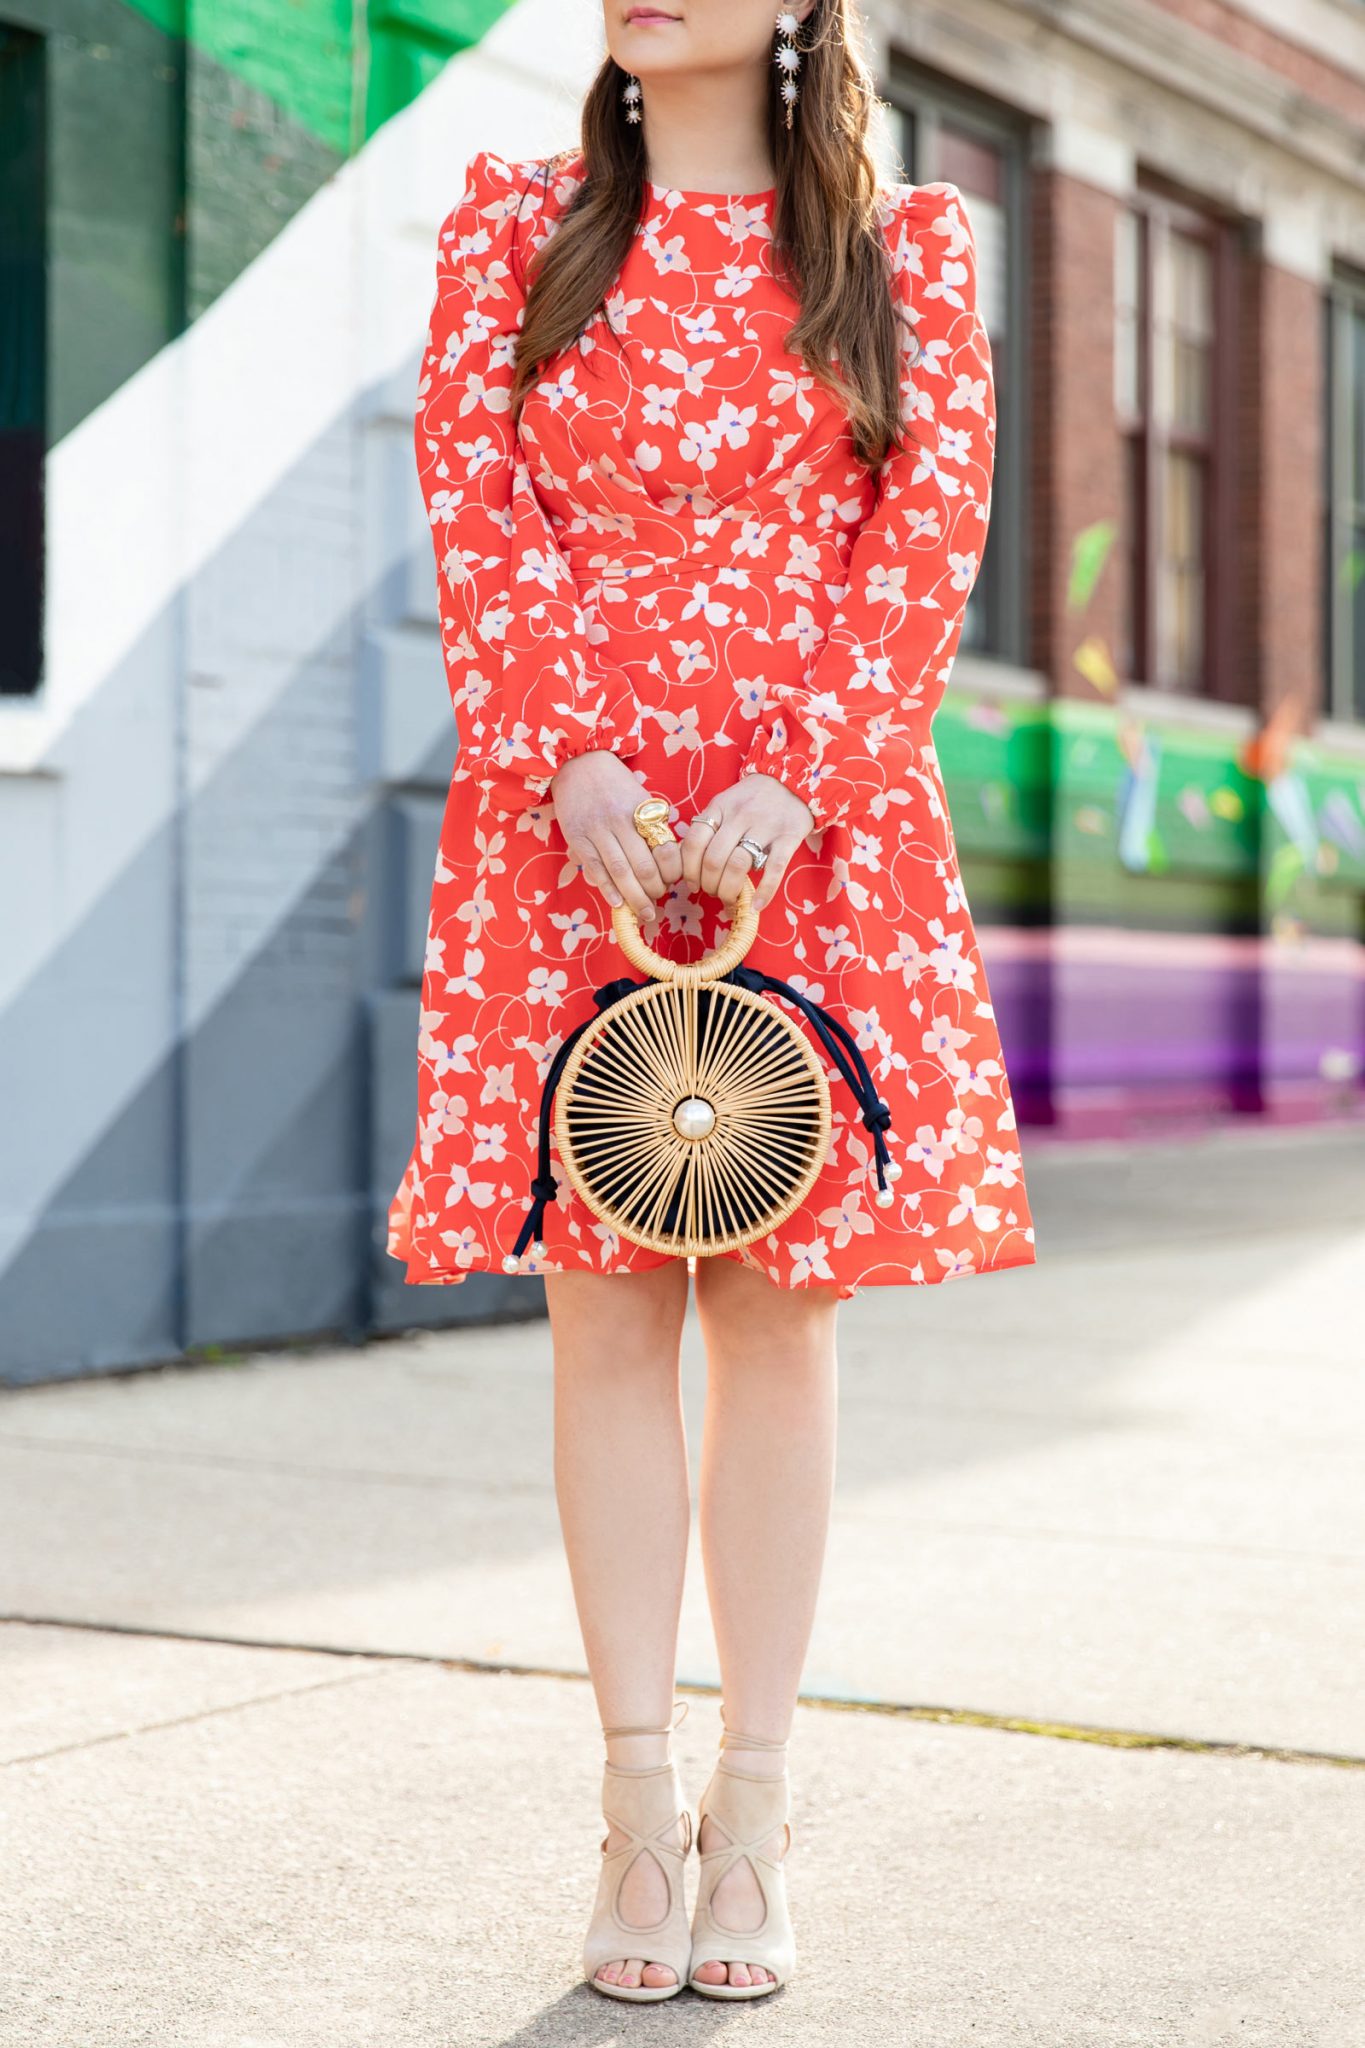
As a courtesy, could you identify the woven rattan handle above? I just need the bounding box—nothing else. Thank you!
[611,876,759,984]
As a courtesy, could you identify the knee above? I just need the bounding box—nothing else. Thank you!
[694,1259,839,1374]
[547,1261,690,1370]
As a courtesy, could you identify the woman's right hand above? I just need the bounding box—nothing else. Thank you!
[549,751,681,928]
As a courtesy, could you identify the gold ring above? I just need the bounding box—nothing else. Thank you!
[699,814,723,833]
[632,796,676,850]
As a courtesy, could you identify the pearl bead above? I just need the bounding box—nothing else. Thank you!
[885,1161,903,1183]
[672,1094,717,1141]
[874,1187,895,1209]
[502,1254,520,1273]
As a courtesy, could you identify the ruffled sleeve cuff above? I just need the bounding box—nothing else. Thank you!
[736,699,843,831]
[479,667,645,813]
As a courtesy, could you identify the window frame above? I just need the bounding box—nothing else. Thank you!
[1326,264,1365,724]
[884,63,1031,670]
[1116,176,1240,703]
[0,21,47,699]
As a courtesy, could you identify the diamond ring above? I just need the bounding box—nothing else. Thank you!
[737,833,770,871]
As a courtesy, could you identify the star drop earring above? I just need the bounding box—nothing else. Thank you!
[622,71,642,123]
[775,11,802,130]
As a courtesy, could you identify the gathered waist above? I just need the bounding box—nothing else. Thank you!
[549,504,856,589]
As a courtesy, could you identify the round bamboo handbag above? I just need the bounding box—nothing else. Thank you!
[503,876,902,1271]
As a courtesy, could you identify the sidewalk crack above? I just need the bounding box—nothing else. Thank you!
[5,1615,1361,1771]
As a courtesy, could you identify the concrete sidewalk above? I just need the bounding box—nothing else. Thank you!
[3,1123,1363,2045]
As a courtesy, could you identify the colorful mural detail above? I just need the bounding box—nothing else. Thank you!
[932,690,1365,1129]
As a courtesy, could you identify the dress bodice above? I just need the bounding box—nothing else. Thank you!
[516,166,889,587]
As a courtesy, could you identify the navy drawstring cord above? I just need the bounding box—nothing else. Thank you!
[504,975,644,1268]
[723,965,896,1195]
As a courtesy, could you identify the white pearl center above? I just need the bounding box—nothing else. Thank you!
[672,1095,717,1141]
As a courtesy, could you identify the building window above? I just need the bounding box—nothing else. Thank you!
[1327,269,1365,723]
[0,25,46,696]
[889,75,1028,666]
[1115,182,1234,698]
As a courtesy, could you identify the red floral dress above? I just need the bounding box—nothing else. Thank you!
[386,146,1037,1298]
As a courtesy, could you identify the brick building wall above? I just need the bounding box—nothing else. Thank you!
[879,0,1365,1133]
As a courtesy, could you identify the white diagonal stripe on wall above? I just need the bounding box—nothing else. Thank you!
[0,0,605,1274]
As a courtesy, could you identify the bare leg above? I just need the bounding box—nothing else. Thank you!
[691,1255,840,1987]
[546,1260,691,1992]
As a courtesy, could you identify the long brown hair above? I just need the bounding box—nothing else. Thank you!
[507,0,911,470]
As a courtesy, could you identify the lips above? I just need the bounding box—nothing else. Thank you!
[626,6,678,19]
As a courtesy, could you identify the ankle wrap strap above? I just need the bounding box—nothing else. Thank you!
[719,1708,788,1755]
[601,1698,689,1744]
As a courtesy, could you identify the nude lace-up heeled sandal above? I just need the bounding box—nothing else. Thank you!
[687,1715,795,2000]
[582,1701,694,2003]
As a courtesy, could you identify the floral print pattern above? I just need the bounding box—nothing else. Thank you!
[386,146,1036,1298]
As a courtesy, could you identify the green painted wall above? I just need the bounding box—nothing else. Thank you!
[114,0,517,153]
[15,0,519,443]
[936,689,1365,943]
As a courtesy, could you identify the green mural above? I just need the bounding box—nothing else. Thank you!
[117,0,518,152]
[935,689,1365,941]
[18,0,520,443]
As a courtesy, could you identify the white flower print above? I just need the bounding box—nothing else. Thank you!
[681,581,733,628]
[944,1106,984,1155]
[886,932,931,986]
[779,606,824,661]
[437,1225,481,1267]
[386,150,1034,1299]
[923,1016,972,1063]
[429,1031,478,1077]
[479,1061,516,1105]
[935,1246,977,1279]
[819,1191,876,1247]
[908,1125,954,1180]
[443,948,486,999]
[668,640,712,686]
[789,1237,836,1282]
[650,702,704,753]
[949,370,989,416]
[548,906,596,954]
[981,1146,1023,1188]
[643,227,692,276]
[817,924,859,970]
[780,534,825,585]
[949,1053,1003,1098]
[716,260,763,299]
[947,1183,1000,1232]
[591,1221,622,1266]
[640,382,681,427]
[680,307,724,347]
[444,1162,498,1210]
[527,964,568,1007]
[926,919,978,992]
[905,506,944,542]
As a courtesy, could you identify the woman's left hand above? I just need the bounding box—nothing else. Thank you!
[679,773,816,915]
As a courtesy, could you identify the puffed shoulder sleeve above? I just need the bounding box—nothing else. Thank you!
[414,148,644,815]
[736,181,996,831]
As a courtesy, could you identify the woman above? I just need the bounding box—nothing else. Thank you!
[388,0,1036,2004]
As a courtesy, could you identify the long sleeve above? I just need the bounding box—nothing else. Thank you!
[415,149,644,815]
[736,181,995,831]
